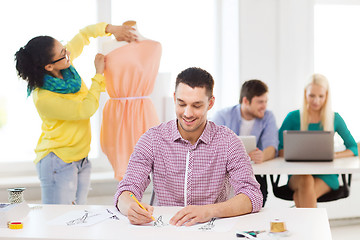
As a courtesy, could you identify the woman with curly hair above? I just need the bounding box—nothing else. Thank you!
[15,23,137,204]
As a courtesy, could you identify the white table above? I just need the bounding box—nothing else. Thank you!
[252,156,360,175]
[0,204,332,240]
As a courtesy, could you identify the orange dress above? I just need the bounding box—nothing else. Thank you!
[101,40,161,180]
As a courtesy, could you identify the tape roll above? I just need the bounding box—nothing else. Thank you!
[8,221,23,229]
[270,219,287,233]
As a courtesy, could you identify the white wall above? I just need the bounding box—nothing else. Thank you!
[236,0,314,125]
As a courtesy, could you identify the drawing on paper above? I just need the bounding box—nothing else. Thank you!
[65,209,115,226]
[154,215,168,227]
[66,210,89,226]
[152,215,216,231]
[106,208,119,220]
[198,217,216,231]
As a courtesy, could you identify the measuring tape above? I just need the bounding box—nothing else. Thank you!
[8,221,23,229]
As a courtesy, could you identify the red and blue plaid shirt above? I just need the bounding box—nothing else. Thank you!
[114,120,263,212]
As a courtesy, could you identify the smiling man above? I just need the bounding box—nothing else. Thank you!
[212,79,279,207]
[115,67,262,226]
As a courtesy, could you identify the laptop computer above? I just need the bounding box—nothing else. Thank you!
[283,130,334,162]
[237,135,257,154]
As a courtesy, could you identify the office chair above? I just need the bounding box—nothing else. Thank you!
[270,174,351,202]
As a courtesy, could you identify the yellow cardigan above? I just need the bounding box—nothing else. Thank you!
[33,22,109,163]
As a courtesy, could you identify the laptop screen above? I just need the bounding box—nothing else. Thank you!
[283,131,334,162]
[237,135,257,154]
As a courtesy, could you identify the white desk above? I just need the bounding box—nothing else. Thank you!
[252,156,360,175]
[0,204,331,240]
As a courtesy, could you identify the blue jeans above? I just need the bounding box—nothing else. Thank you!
[36,152,91,204]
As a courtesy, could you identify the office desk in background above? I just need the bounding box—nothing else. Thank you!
[0,204,331,240]
[252,156,360,175]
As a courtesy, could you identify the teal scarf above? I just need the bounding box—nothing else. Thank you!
[27,65,82,96]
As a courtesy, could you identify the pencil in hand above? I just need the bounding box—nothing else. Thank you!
[130,193,156,221]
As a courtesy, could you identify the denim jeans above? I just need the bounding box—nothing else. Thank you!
[36,152,91,204]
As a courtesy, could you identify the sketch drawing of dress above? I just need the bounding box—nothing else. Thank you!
[100,40,161,180]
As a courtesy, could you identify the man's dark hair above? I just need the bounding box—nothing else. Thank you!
[239,79,268,104]
[175,67,214,98]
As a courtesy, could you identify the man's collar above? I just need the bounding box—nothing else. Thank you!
[171,120,212,145]
[170,120,182,142]
[198,121,211,145]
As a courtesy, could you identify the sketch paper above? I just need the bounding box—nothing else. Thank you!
[48,208,126,227]
[141,213,238,232]
[47,206,237,232]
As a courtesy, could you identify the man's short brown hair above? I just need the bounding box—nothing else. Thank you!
[239,79,268,104]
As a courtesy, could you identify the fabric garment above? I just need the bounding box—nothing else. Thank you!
[114,120,263,212]
[28,65,81,96]
[101,40,161,181]
[33,22,108,164]
[41,65,82,95]
[212,104,279,206]
[239,118,255,136]
[36,152,91,204]
[278,110,358,190]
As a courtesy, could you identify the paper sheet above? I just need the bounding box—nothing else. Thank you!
[48,208,127,227]
[48,207,238,232]
[148,213,238,232]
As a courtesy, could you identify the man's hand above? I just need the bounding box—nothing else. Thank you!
[117,191,154,225]
[125,201,154,225]
[169,205,214,227]
[249,148,264,164]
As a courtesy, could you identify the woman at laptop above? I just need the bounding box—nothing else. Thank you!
[278,74,358,208]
